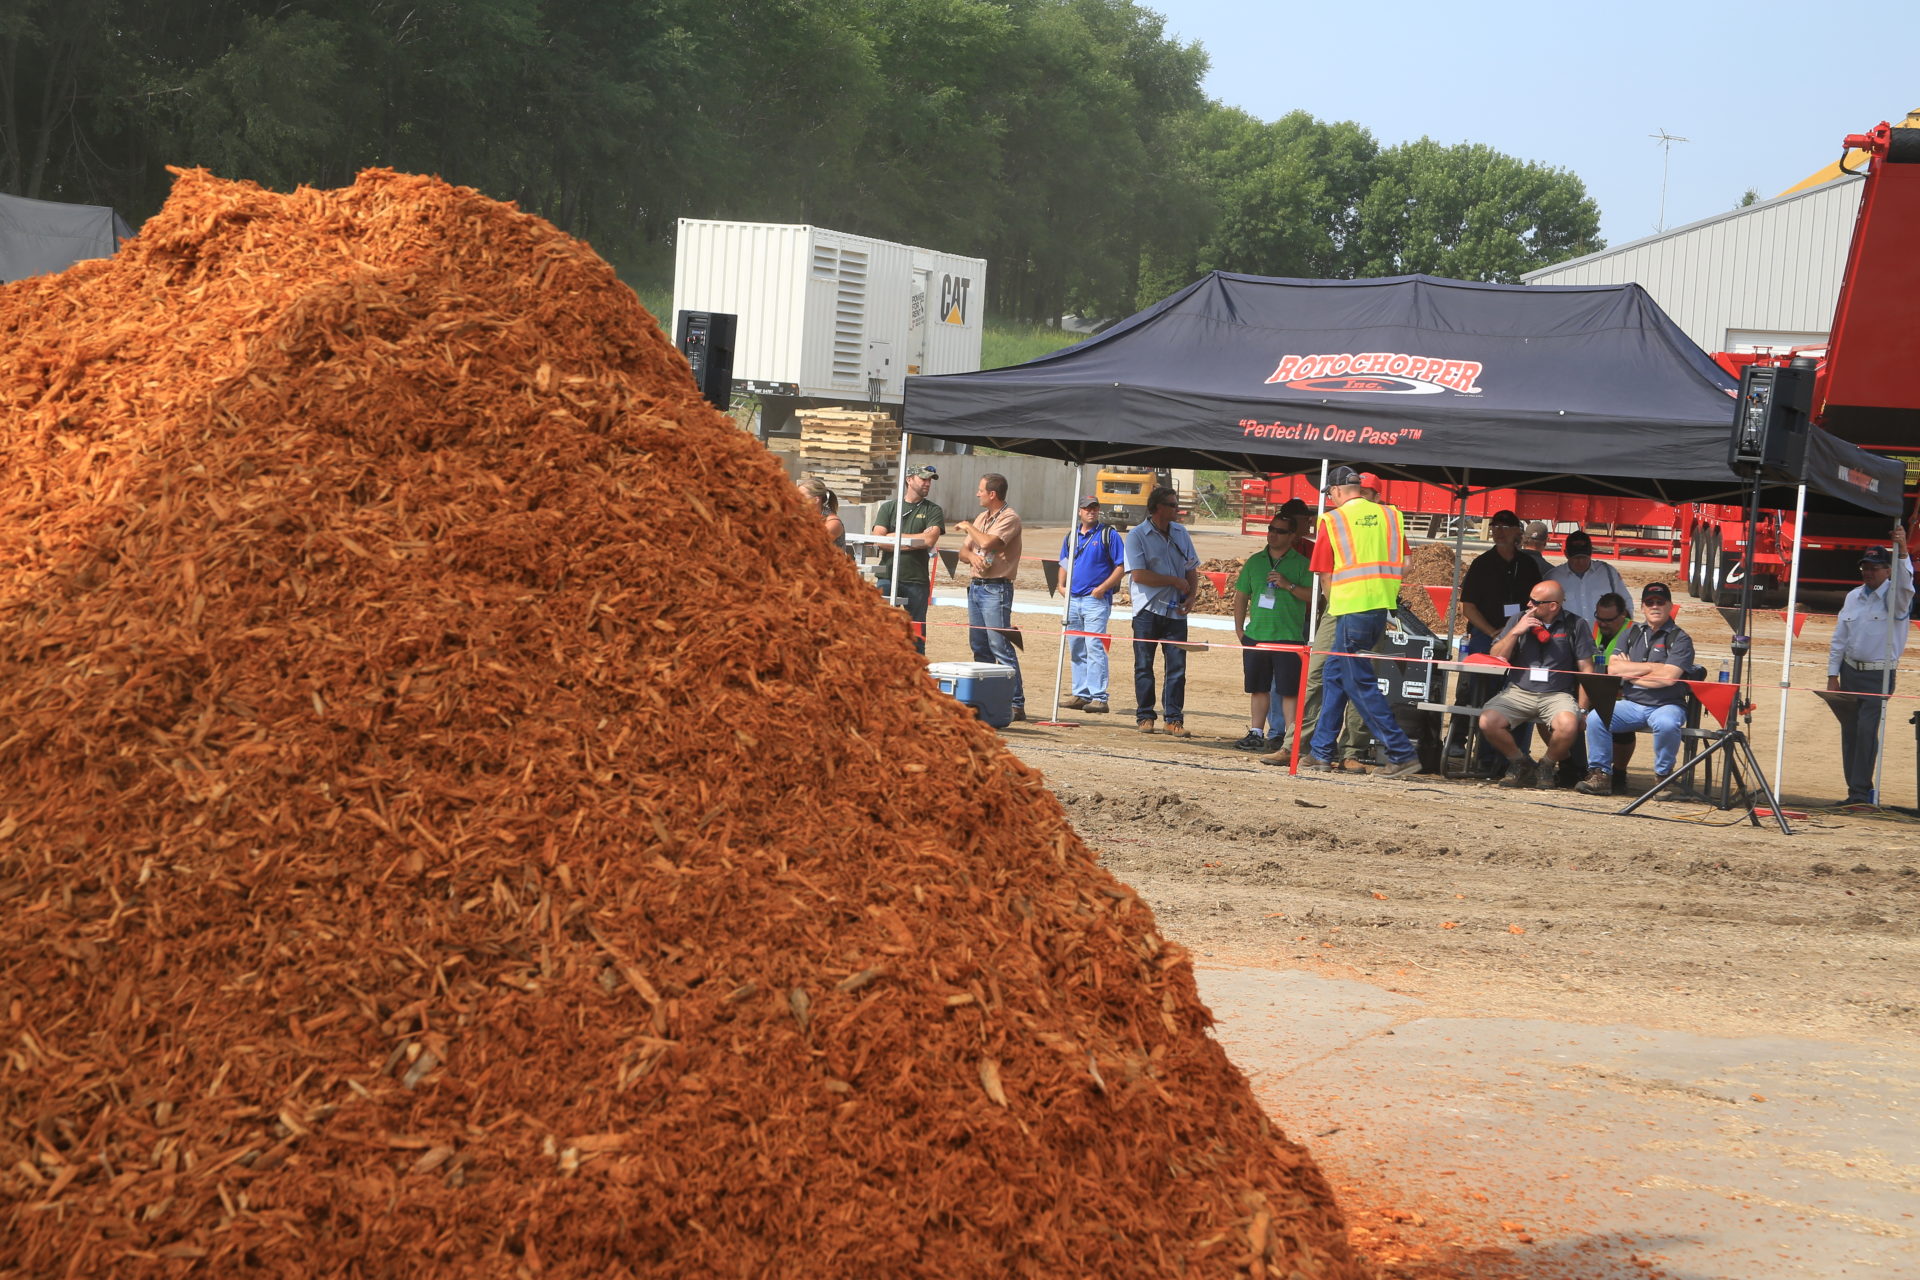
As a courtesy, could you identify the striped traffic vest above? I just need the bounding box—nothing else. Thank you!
[1322,499,1405,615]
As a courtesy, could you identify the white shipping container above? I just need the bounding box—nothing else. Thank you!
[673,219,985,405]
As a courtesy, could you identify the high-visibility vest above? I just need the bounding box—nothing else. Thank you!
[1593,621,1629,668]
[1322,499,1405,615]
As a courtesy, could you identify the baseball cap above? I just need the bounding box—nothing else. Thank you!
[1524,521,1549,541]
[1488,508,1521,528]
[1565,531,1594,555]
[1641,581,1673,603]
[1322,464,1362,491]
[912,464,939,480]
[1859,547,1893,567]
[1357,471,1381,491]
[1078,493,1101,508]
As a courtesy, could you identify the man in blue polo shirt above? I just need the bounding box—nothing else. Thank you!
[1576,581,1696,796]
[1058,494,1126,713]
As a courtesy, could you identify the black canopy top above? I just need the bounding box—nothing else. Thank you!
[903,272,1901,515]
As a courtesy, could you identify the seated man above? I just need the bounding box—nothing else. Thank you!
[1576,581,1695,796]
[1477,581,1594,789]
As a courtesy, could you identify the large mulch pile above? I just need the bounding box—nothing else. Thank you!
[0,170,1365,1278]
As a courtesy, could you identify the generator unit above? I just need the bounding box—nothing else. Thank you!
[672,220,986,435]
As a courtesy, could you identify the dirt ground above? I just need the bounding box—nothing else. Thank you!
[917,523,1920,1046]
[909,519,1918,1275]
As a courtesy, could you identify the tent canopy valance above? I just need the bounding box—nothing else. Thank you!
[902,272,1902,516]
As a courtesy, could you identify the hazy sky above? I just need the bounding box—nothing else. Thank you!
[1149,0,1913,249]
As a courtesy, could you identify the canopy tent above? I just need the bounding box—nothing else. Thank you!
[903,272,1903,517]
[0,191,135,284]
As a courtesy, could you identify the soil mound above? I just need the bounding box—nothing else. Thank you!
[0,171,1362,1277]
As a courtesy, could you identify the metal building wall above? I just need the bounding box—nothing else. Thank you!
[1522,177,1863,352]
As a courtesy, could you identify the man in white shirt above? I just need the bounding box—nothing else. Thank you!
[1825,527,1913,809]
[1548,532,1631,627]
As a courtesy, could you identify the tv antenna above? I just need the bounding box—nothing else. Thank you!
[1650,128,1690,231]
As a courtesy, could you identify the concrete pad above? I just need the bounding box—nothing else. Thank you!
[1196,965,1920,1279]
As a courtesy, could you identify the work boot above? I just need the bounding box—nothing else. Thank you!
[1083,700,1109,714]
[1010,708,1026,723]
[1136,719,1155,734]
[1376,759,1421,779]
[1338,758,1371,774]
[1498,758,1537,789]
[1164,722,1191,738]
[1060,695,1086,710]
[1575,768,1612,796]
[1296,755,1334,772]
[1534,763,1560,790]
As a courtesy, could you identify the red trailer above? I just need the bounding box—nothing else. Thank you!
[1680,119,1920,604]
[1237,473,1678,562]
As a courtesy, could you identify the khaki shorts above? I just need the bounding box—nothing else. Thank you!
[1483,685,1580,727]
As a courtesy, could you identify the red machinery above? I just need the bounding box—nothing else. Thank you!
[1680,119,1920,603]
[1237,474,1680,563]
[1240,121,1920,599]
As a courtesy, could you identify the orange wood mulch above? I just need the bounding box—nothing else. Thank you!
[1,169,1366,1278]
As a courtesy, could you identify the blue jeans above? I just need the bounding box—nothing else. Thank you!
[1312,609,1415,764]
[1064,594,1112,699]
[1132,609,1188,724]
[879,579,930,654]
[1585,701,1687,774]
[967,580,1023,709]
[1829,663,1897,803]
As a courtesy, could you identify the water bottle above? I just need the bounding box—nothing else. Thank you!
[1716,665,1729,683]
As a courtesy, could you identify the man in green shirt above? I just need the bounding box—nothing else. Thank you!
[871,464,946,654]
[1229,513,1312,750]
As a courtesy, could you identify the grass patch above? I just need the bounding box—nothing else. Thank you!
[981,321,1087,370]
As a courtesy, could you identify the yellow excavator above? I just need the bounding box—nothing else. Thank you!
[1776,107,1920,196]
[1093,465,1174,530]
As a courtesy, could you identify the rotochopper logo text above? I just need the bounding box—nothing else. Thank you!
[1265,352,1485,396]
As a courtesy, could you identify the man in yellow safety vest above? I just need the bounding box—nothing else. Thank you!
[1303,465,1420,777]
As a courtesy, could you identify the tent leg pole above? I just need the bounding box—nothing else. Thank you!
[1307,461,1328,643]
[1773,484,1806,799]
[1047,462,1083,724]
[1447,471,1469,649]
[886,427,909,609]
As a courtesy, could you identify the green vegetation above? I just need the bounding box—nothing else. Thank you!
[981,322,1087,370]
[11,2,1603,325]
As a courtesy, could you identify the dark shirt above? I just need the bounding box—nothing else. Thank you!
[1617,619,1695,707]
[872,497,945,586]
[1496,611,1595,696]
[1462,547,1542,638]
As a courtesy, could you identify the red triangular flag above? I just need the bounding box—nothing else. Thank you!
[1774,609,1807,638]
[1424,584,1453,617]
[1204,570,1229,595]
[1686,679,1738,727]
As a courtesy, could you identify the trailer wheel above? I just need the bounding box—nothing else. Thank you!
[1686,529,1708,598]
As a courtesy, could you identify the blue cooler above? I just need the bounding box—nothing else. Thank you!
[929,660,1016,728]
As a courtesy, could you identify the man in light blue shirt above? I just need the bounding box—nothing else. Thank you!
[1825,528,1913,809]
[1058,495,1126,712]
[1123,486,1200,735]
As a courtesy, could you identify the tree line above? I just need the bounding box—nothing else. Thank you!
[3,0,1603,322]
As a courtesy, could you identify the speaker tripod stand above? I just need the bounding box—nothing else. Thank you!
[1618,468,1792,834]
[1617,641,1790,833]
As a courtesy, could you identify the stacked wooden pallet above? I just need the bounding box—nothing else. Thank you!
[797,409,901,502]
